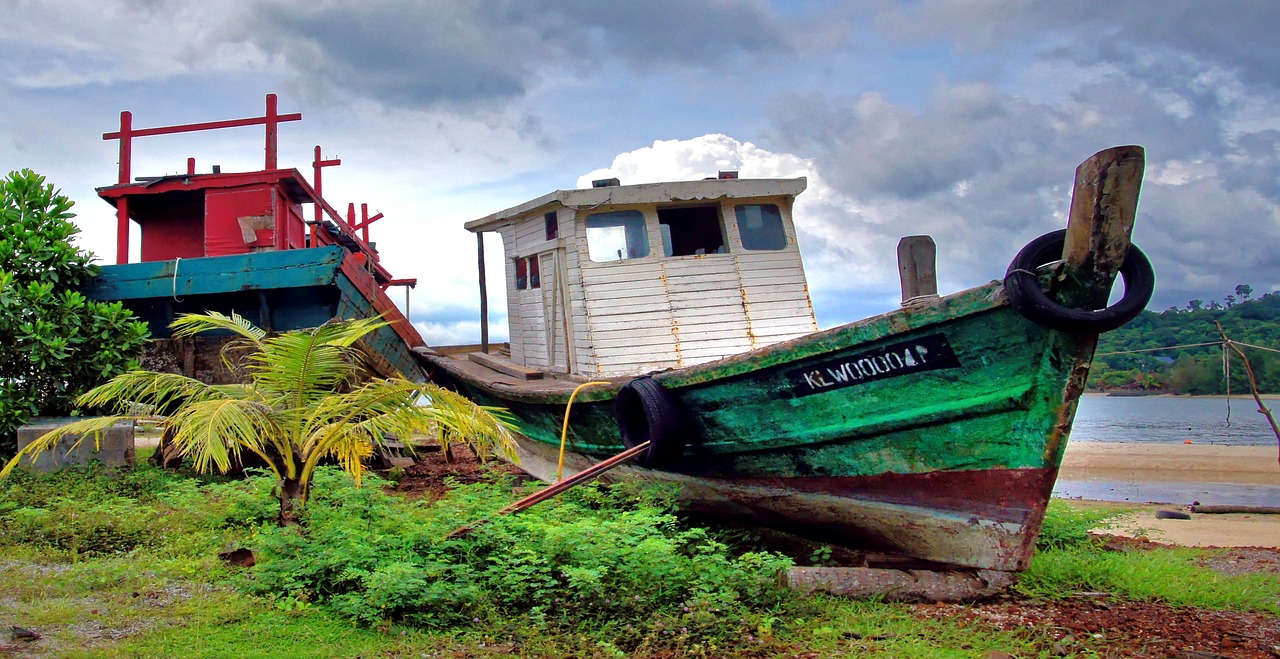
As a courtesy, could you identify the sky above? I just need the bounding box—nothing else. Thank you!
[3,1,1279,345]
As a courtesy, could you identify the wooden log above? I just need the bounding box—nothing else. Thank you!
[1062,145,1145,307]
[897,235,938,304]
[787,566,1017,602]
[1190,505,1280,515]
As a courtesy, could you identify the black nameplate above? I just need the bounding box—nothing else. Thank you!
[786,334,960,397]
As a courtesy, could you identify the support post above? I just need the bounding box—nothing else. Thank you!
[264,93,279,170]
[478,233,489,354]
[897,235,938,305]
[1062,145,1145,307]
[115,198,130,265]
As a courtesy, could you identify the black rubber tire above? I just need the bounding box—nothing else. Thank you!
[1004,229,1155,334]
[614,376,685,467]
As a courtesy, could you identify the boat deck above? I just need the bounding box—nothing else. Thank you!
[414,346,627,398]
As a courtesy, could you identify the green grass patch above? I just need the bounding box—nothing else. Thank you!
[1021,546,1280,612]
[2,463,1274,657]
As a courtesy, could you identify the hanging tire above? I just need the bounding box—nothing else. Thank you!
[1004,229,1155,334]
[614,376,685,467]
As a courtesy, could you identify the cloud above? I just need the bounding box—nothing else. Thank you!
[874,1,1280,91]
[764,64,1280,316]
[242,0,796,109]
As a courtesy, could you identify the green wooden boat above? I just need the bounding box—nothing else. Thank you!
[416,147,1155,572]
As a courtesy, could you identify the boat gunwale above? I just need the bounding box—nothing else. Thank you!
[424,278,1010,404]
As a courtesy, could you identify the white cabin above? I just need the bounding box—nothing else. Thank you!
[467,175,818,378]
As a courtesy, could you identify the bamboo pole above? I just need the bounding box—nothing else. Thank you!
[1215,321,1280,466]
[448,441,651,538]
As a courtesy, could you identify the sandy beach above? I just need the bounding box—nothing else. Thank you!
[1060,441,1280,547]
[1061,440,1279,485]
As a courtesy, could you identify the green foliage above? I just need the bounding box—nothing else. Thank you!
[1021,546,1280,613]
[2,311,517,527]
[2,465,1275,656]
[1090,287,1280,393]
[1035,500,1127,551]
[246,471,795,649]
[0,169,150,455]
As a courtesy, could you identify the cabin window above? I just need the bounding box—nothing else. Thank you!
[514,257,528,290]
[529,255,541,288]
[585,210,649,262]
[544,212,558,240]
[734,204,787,251]
[658,205,726,256]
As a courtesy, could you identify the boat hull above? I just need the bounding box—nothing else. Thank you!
[424,282,1096,571]
[86,246,427,381]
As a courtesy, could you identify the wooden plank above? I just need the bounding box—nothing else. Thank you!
[469,351,544,380]
[87,246,345,300]
[1063,145,1145,306]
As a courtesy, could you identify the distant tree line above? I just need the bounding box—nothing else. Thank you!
[1088,285,1280,394]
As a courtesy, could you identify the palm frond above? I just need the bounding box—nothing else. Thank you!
[248,328,362,405]
[169,311,266,374]
[166,398,280,475]
[419,384,520,463]
[75,370,231,414]
[170,310,266,343]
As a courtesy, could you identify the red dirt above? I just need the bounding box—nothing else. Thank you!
[390,457,1280,658]
[390,445,527,501]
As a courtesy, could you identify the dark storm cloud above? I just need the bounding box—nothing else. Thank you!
[766,67,1280,312]
[250,0,795,107]
[874,1,1280,91]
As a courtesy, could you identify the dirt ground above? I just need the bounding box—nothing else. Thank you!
[393,448,1280,658]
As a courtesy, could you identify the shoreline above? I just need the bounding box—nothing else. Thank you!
[1061,441,1278,485]
[1058,441,1279,547]
[1083,392,1280,399]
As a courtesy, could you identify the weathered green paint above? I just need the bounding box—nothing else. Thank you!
[437,283,1085,480]
[426,280,1097,570]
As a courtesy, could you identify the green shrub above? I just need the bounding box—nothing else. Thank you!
[247,471,795,645]
[0,169,149,456]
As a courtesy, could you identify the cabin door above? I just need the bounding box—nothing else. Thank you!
[537,249,573,373]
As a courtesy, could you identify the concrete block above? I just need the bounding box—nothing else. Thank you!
[15,418,135,473]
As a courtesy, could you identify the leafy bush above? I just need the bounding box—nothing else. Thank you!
[247,470,795,646]
[0,494,157,557]
[0,169,149,455]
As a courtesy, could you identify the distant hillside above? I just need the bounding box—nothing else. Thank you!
[1089,286,1280,393]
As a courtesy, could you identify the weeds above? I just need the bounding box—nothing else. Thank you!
[1,464,1275,657]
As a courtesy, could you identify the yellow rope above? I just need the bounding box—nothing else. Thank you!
[558,381,610,482]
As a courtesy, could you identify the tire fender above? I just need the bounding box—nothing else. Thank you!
[614,376,685,467]
[1004,229,1155,334]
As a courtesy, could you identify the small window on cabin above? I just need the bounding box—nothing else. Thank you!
[544,212,558,241]
[658,205,726,256]
[585,210,649,262]
[734,204,787,251]
[515,257,528,290]
[529,255,541,288]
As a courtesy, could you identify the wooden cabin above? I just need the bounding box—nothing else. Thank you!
[467,175,818,378]
[98,169,314,261]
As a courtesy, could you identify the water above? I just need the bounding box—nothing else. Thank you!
[1055,394,1279,506]
[1070,394,1278,446]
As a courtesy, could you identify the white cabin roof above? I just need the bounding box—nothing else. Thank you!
[465,177,808,232]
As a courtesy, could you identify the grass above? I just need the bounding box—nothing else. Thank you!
[1,464,1275,657]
